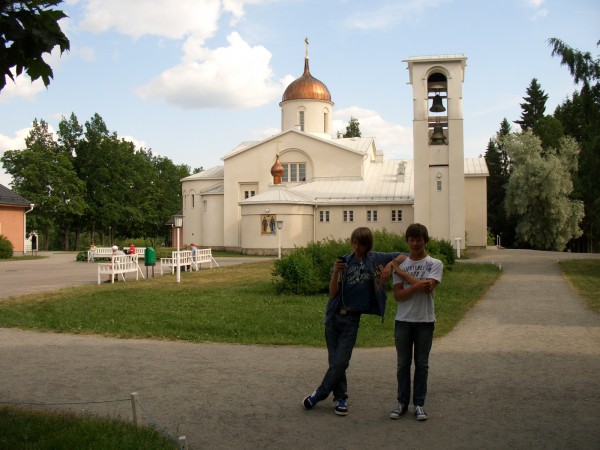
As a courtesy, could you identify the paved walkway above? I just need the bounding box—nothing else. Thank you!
[0,251,268,299]
[1,249,599,449]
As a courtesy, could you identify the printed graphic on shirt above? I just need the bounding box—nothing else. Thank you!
[345,262,372,285]
[401,260,438,285]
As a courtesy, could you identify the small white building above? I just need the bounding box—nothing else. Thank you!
[181,47,488,255]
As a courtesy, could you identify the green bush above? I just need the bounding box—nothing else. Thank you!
[426,238,455,268]
[273,230,455,295]
[0,235,14,259]
[373,228,409,253]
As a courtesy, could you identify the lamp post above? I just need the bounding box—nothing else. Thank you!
[174,215,183,283]
[454,237,462,259]
[276,220,284,259]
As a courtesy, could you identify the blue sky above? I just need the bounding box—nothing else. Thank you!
[1,0,598,186]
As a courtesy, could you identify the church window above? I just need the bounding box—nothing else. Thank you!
[436,180,443,192]
[244,190,256,199]
[282,163,306,182]
[392,210,403,222]
[191,195,195,208]
[319,210,330,222]
[203,200,207,212]
[299,111,305,131]
[367,210,378,222]
[343,210,354,222]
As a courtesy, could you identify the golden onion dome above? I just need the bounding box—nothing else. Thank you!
[282,58,331,102]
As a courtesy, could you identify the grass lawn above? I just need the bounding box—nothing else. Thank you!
[0,260,500,347]
[0,405,178,450]
[559,259,600,313]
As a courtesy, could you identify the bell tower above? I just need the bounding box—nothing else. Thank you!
[405,55,467,248]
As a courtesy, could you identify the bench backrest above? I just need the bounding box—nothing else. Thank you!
[112,254,137,267]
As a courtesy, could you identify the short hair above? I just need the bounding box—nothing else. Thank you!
[405,223,430,244]
[350,227,373,252]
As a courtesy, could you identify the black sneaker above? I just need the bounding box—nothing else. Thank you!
[334,399,348,416]
[302,390,318,409]
[389,402,408,419]
[414,405,428,421]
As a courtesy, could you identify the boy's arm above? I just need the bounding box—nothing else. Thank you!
[391,260,421,285]
[393,279,432,302]
[329,260,346,297]
[382,254,406,281]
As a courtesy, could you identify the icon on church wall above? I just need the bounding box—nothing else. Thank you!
[261,214,277,235]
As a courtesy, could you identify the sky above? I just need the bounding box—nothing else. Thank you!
[1,0,598,187]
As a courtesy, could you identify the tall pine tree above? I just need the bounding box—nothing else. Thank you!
[514,78,549,131]
[485,119,516,246]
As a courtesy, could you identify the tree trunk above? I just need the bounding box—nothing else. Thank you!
[64,227,70,251]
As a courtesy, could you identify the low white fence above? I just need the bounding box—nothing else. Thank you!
[97,254,145,284]
[160,248,219,275]
[88,247,146,262]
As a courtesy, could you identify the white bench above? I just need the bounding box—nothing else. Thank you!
[160,249,219,275]
[194,248,219,268]
[160,250,195,275]
[88,247,146,262]
[122,247,146,258]
[97,254,145,284]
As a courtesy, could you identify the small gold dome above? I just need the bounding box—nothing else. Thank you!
[271,155,285,184]
[282,58,331,102]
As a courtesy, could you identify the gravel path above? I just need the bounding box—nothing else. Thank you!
[1,249,599,449]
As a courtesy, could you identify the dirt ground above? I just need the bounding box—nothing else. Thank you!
[1,249,599,449]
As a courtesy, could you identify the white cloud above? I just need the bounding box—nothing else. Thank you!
[0,71,46,103]
[0,128,30,153]
[523,0,548,21]
[136,32,285,109]
[344,0,450,30]
[0,127,31,187]
[334,107,413,159]
[122,136,149,151]
[79,0,221,41]
[75,45,96,62]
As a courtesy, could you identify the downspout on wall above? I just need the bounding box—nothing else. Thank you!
[24,203,34,254]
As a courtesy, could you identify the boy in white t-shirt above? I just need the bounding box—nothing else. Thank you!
[389,223,443,421]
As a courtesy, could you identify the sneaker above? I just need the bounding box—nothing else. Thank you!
[334,399,348,416]
[414,405,428,421]
[389,403,408,419]
[302,390,318,410]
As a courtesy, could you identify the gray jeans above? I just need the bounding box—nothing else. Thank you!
[395,320,434,407]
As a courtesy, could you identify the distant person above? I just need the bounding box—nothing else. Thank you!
[88,242,97,263]
[128,243,136,256]
[389,223,443,422]
[190,243,198,261]
[302,227,406,416]
[106,245,125,283]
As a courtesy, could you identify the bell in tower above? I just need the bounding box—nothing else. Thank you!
[429,93,446,112]
[427,73,448,145]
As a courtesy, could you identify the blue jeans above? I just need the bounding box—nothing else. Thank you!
[314,313,361,402]
[395,320,434,407]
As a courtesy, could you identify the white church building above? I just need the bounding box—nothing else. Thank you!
[180,48,488,255]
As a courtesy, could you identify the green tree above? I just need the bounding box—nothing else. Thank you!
[72,113,189,245]
[57,113,86,249]
[504,130,583,251]
[533,115,564,151]
[1,119,86,249]
[549,38,600,252]
[0,0,70,91]
[514,78,549,131]
[485,119,515,246]
[343,116,361,138]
